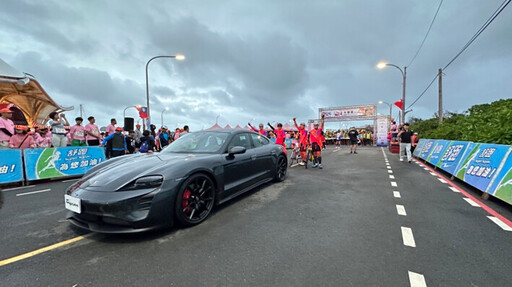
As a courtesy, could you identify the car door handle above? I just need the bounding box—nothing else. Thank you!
[251,155,257,160]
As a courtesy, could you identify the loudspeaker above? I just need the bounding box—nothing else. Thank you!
[124,117,134,131]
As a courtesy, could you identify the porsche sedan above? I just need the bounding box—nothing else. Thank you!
[65,129,287,233]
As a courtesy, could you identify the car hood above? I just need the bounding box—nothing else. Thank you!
[78,153,211,191]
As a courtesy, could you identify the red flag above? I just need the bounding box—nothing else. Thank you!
[394,99,403,110]
[136,106,148,119]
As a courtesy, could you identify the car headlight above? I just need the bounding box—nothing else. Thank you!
[119,175,163,191]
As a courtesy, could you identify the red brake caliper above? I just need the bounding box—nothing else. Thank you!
[182,189,191,213]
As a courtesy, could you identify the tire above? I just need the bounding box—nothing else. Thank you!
[175,173,216,227]
[274,155,287,182]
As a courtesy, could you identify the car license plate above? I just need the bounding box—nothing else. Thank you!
[64,194,81,214]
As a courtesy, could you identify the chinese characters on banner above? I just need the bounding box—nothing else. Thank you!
[0,149,24,184]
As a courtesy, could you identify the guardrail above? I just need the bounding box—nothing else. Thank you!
[414,139,512,206]
[0,146,106,185]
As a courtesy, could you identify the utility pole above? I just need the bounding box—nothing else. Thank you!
[80,104,83,118]
[438,68,443,124]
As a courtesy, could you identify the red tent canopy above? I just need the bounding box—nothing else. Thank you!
[207,123,222,130]
[224,124,232,129]
[243,125,251,130]
[234,125,242,129]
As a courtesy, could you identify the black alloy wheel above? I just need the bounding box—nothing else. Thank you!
[175,173,216,227]
[274,155,287,182]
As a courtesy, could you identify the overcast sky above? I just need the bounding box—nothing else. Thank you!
[0,0,511,130]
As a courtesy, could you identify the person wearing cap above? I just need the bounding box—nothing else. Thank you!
[85,116,101,146]
[102,127,127,158]
[33,125,52,148]
[9,125,36,150]
[248,123,268,136]
[0,108,15,149]
[134,124,142,145]
[293,118,309,166]
[309,114,325,168]
[398,123,414,163]
[48,112,70,147]
[70,117,87,146]
[158,126,170,149]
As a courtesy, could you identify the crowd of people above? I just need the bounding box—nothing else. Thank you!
[0,108,191,159]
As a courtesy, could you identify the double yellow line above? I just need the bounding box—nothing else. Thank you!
[0,235,87,267]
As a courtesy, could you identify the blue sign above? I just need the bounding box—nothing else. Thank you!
[436,141,473,174]
[426,140,450,166]
[0,149,24,184]
[413,139,427,157]
[454,143,511,192]
[24,146,106,181]
[486,151,512,205]
[419,139,437,160]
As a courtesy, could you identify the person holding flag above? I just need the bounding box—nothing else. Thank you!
[248,123,267,136]
[293,117,308,166]
[309,114,325,169]
[267,122,286,154]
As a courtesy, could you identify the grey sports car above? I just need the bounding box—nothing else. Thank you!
[65,129,287,233]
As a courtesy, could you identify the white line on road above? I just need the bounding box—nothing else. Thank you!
[396,204,407,216]
[2,185,35,191]
[429,172,437,176]
[62,179,79,183]
[391,181,397,187]
[438,178,448,184]
[389,175,395,179]
[449,187,460,193]
[16,189,51,196]
[408,271,427,287]
[423,168,429,171]
[401,227,416,247]
[388,170,393,174]
[487,216,512,231]
[387,166,392,169]
[393,191,401,198]
[463,198,480,207]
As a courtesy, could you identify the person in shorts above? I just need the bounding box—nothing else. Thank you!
[48,112,70,147]
[293,118,308,165]
[85,116,101,146]
[309,114,325,169]
[70,117,87,146]
[348,127,359,154]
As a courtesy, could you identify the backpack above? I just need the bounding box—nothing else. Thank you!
[139,140,149,153]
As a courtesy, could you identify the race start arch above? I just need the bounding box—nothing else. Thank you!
[308,104,390,146]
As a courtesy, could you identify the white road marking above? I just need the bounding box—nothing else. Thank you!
[437,178,447,184]
[463,198,480,207]
[408,271,427,287]
[391,181,397,187]
[429,172,437,176]
[2,185,35,191]
[396,205,407,216]
[401,227,416,247]
[449,187,460,193]
[423,168,429,171]
[388,170,393,174]
[62,179,79,183]
[387,166,392,169]
[16,189,51,197]
[393,191,401,198]
[487,216,512,231]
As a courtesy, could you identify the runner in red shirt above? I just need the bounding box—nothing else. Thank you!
[248,123,267,137]
[267,122,286,154]
[309,114,325,169]
[293,117,308,166]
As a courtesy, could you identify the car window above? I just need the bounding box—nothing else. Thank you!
[251,133,269,148]
[163,131,229,153]
[227,133,253,151]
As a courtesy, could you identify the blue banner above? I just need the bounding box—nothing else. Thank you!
[24,147,106,181]
[454,143,511,192]
[413,139,427,157]
[419,139,437,160]
[486,150,512,205]
[436,141,473,174]
[426,140,450,166]
[0,149,24,184]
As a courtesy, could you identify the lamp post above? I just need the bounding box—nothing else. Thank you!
[161,107,169,127]
[123,105,140,129]
[377,62,407,124]
[145,54,185,126]
[216,114,221,125]
[378,100,393,122]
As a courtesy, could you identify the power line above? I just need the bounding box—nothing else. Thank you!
[407,0,444,68]
[408,0,511,109]
[443,0,511,70]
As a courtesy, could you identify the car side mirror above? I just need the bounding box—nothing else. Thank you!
[228,146,246,156]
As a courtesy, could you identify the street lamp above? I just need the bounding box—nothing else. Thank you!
[145,54,185,126]
[377,62,407,124]
[161,107,169,127]
[378,100,393,123]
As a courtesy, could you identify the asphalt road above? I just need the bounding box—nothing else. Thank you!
[1,146,511,287]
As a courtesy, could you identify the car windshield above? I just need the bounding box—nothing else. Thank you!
[162,131,229,153]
